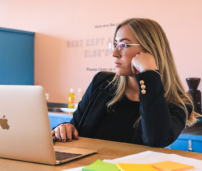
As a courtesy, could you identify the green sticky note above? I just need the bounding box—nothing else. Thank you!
[82,159,119,171]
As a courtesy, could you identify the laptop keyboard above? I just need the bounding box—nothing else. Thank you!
[55,151,82,161]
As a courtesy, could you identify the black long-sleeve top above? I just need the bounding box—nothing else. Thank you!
[69,71,192,147]
[92,95,140,143]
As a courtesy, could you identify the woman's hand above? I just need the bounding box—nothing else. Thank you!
[51,123,79,142]
[131,52,158,74]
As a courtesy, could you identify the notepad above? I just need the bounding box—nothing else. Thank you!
[151,161,194,171]
[117,163,159,171]
[82,159,119,171]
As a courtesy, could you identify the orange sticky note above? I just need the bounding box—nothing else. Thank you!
[117,163,159,171]
[151,161,194,171]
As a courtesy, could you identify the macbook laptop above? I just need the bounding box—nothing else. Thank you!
[0,85,97,165]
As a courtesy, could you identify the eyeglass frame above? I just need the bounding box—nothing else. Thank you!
[108,42,140,56]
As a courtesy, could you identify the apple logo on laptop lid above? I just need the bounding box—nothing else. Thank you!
[0,115,10,130]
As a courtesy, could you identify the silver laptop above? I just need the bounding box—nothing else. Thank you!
[0,85,97,165]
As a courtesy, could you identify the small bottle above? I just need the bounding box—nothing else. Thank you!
[77,88,83,103]
[75,88,83,109]
[68,88,75,108]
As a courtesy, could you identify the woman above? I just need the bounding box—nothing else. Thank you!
[52,18,200,147]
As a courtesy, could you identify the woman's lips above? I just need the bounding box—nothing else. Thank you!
[115,62,122,67]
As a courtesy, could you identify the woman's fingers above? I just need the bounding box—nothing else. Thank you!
[132,52,157,72]
[131,62,136,74]
[65,124,73,142]
[52,123,79,143]
[73,127,79,139]
[131,56,141,75]
[54,126,61,141]
[59,124,67,142]
[135,69,140,74]
[51,129,55,136]
[131,54,140,72]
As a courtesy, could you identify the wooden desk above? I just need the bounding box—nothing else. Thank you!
[0,137,202,171]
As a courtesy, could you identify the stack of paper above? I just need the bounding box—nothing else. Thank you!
[103,151,201,170]
[62,151,202,171]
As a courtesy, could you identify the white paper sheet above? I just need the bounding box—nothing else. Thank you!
[62,166,84,171]
[62,151,202,171]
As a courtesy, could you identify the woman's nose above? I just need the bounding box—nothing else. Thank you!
[112,47,120,58]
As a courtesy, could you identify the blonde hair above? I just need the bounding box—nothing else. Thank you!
[107,18,201,126]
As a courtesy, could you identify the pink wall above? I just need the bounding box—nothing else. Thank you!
[0,0,202,103]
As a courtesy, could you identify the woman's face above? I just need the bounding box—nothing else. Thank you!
[113,25,144,76]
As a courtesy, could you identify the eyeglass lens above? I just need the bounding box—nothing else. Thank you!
[108,43,126,55]
[118,43,126,55]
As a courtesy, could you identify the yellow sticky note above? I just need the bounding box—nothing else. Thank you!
[151,161,194,171]
[117,163,159,171]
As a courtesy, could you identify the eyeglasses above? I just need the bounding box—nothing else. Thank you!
[108,43,140,55]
